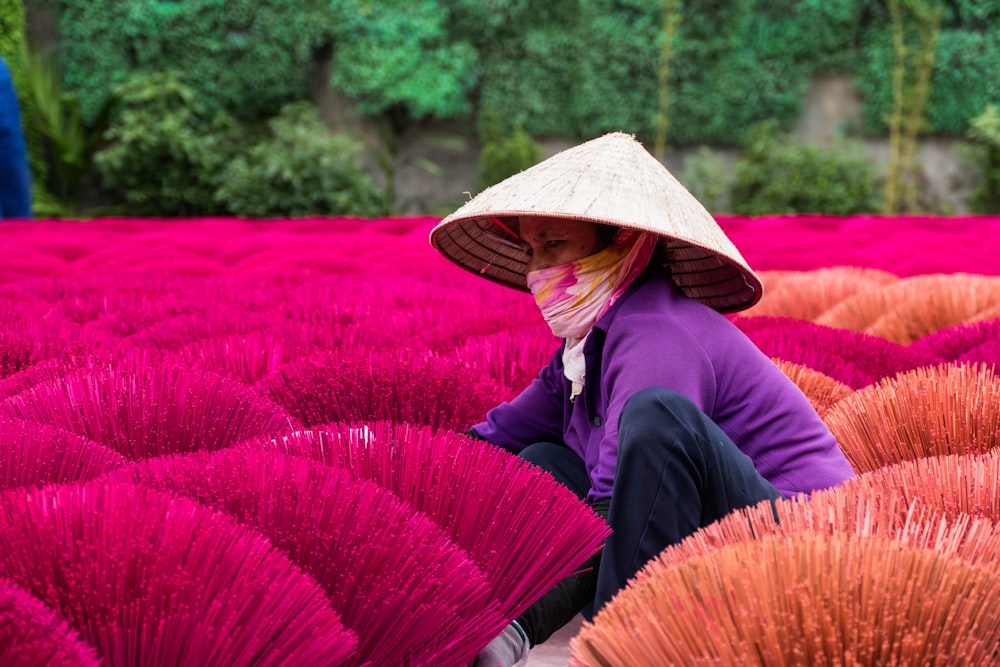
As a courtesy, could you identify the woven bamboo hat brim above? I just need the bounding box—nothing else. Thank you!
[430,132,763,313]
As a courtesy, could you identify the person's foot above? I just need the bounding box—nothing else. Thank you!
[468,621,529,667]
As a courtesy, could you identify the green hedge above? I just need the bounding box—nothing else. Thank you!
[327,0,477,118]
[966,104,1000,213]
[92,72,386,218]
[469,0,814,146]
[56,0,329,125]
[0,0,26,88]
[858,28,1000,136]
[49,0,1000,145]
[216,102,387,218]
[730,123,880,215]
[93,72,239,216]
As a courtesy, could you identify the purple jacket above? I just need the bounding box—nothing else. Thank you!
[473,269,856,502]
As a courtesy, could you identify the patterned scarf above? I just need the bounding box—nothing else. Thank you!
[526,229,657,398]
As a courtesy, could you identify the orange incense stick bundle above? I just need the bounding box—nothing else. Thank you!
[823,362,1000,472]
[571,531,1000,666]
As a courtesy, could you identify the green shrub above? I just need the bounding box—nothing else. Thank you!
[215,102,387,219]
[23,48,112,218]
[966,104,1000,213]
[328,0,477,119]
[0,0,26,87]
[475,114,542,191]
[730,122,880,215]
[857,28,1000,136]
[55,0,329,125]
[678,147,733,213]
[94,71,239,216]
[746,0,868,73]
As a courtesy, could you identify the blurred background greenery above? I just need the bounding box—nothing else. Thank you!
[2,0,998,218]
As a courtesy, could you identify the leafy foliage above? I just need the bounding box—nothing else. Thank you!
[55,0,329,125]
[730,122,880,215]
[22,49,112,218]
[0,0,26,88]
[677,147,733,213]
[93,72,239,216]
[966,104,1000,213]
[215,102,387,218]
[858,28,1000,136]
[476,113,542,192]
[327,0,477,118]
[746,0,868,73]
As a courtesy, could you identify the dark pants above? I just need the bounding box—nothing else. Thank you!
[515,387,783,645]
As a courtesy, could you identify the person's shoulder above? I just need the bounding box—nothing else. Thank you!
[613,274,717,324]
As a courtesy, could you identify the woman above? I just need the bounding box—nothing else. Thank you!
[430,133,855,666]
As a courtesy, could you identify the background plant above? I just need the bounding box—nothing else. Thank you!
[93,71,239,217]
[730,122,880,216]
[882,0,943,214]
[475,112,542,192]
[54,0,329,125]
[215,102,387,219]
[966,104,1000,213]
[678,147,732,213]
[22,48,111,218]
[653,0,682,159]
[20,0,1000,215]
[326,0,477,120]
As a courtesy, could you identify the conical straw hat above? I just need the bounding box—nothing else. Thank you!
[430,132,762,312]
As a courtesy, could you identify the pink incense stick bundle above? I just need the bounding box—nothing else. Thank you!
[0,338,144,400]
[0,417,126,489]
[56,274,195,328]
[15,230,107,262]
[450,324,561,392]
[247,421,612,620]
[0,481,357,667]
[107,448,506,667]
[957,336,1000,369]
[0,357,77,400]
[823,362,1000,472]
[413,290,541,354]
[0,250,71,282]
[0,316,87,380]
[176,330,303,386]
[0,577,101,667]
[743,266,899,320]
[908,318,1000,362]
[0,351,295,460]
[771,359,853,417]
[733,315,936,388]
[126,309,277,350]
[569,531,1000,666]
[259,348,512,431]
[72,241,226,278]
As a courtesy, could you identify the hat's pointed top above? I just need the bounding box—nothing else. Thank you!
[430,132,761,313]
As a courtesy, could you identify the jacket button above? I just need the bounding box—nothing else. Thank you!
[592,416,602,427]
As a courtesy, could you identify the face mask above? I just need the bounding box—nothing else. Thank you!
[526,230,655,340]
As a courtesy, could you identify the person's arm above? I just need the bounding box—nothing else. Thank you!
[466,348,567,453]
[589,319,717,499]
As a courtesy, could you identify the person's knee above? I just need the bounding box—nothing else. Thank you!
[618,388,703,460]
[620,387,699,432]
[517,442,564,466]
